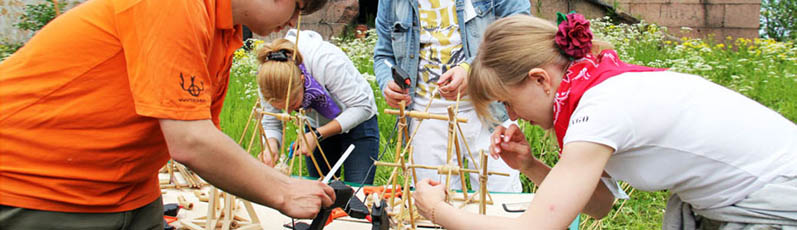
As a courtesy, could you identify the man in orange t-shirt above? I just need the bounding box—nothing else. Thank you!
[0,0,333,228]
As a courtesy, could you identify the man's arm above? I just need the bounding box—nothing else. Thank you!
[160,119,334,219]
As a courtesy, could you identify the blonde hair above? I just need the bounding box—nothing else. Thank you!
[256,38,304,104]
[468,14,611,121]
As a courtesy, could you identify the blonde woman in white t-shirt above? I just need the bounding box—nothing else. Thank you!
[412,14,797,230]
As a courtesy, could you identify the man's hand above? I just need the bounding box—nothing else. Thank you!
[259,138,281,166]
[279,178,336,219]
[413,179,448,221]
[383,81,411,108]
[437,66,468,100]
[298,132,318,156]
[491,124,536,172]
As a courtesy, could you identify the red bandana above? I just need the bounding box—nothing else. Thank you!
[552,49,666,153]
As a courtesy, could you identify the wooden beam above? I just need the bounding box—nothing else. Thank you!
[384,109,467,123]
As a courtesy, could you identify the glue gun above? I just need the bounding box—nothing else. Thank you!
[307,180,354,230]
[290,145,369,230]
[288,180,370,230]
[383,60,411,89]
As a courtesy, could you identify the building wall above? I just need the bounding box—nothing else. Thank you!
[255,0,359,41]
[611,0,761,39]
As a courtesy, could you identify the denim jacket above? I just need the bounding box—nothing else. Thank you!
[373,0,530,125]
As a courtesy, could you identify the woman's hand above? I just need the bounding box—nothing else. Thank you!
[298,132,318,156]
[383,81,411,108]
[258,138,281,166]
[437,66,468,100]
[413,178,448,222]
[491,124,536,172]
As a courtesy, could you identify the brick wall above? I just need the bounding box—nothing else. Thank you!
[530,0,761,39]
[615,0,761,39]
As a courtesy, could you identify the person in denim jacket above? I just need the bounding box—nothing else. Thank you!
[374,0,530,192]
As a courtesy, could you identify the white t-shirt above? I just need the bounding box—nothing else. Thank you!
[414,0,470,113]
[563,71,797,209]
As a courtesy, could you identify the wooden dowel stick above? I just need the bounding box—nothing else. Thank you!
[480,150,488,215]
[177,195,194,210]
[237,101,259,144]
[389,101,406,206]
[176,165,195,187]
[236,224,263,230]
[245,119,259,153]
[181,219,204,230]
[257,115,277,165]
[302,117,333,177]
[384,109,468,122]
[450,107,468,200]
[409,146,417,186]
[375,161,511,177]
[297,129,325,180]
[404,171,416,228]
[444,106,457,202]
[452,196,494,205]
[243,200,261,224]
[206,188,217,230]
[256,109,294,122]
[222,193,233,230]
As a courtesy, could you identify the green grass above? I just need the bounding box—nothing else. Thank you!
[219,20,796,229]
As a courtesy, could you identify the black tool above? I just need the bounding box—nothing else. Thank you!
[384,60,411,89]
[302,180,354,230]
[344,195,369,219]
[163,203,180,217]
[502,202,530,213]
[370,199,389,230]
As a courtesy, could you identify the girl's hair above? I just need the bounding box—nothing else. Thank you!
[256,38,304,104]
[468,14,611,121]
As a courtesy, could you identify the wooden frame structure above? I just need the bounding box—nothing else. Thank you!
[372,91,509,229]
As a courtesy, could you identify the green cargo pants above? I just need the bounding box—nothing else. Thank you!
[0,197,163,229]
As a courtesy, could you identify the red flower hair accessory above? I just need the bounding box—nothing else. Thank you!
[554,12,593,59]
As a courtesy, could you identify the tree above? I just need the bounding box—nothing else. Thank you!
[15,0,67,32]
[760,0,797,41]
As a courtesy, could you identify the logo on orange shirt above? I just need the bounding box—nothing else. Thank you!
[180,73,205,97]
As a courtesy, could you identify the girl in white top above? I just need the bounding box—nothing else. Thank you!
[412,14,797,229]
[256,30,379,184]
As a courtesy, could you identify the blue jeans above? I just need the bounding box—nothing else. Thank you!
[306,116,379,184]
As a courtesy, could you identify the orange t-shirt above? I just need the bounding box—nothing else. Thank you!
[0,0,242,212]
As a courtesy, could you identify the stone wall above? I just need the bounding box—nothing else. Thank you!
[532,0,761,39]
[255,0,359,41]
[616,0,760,38]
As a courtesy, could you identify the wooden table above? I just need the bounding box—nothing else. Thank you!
[159,173,581,230]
